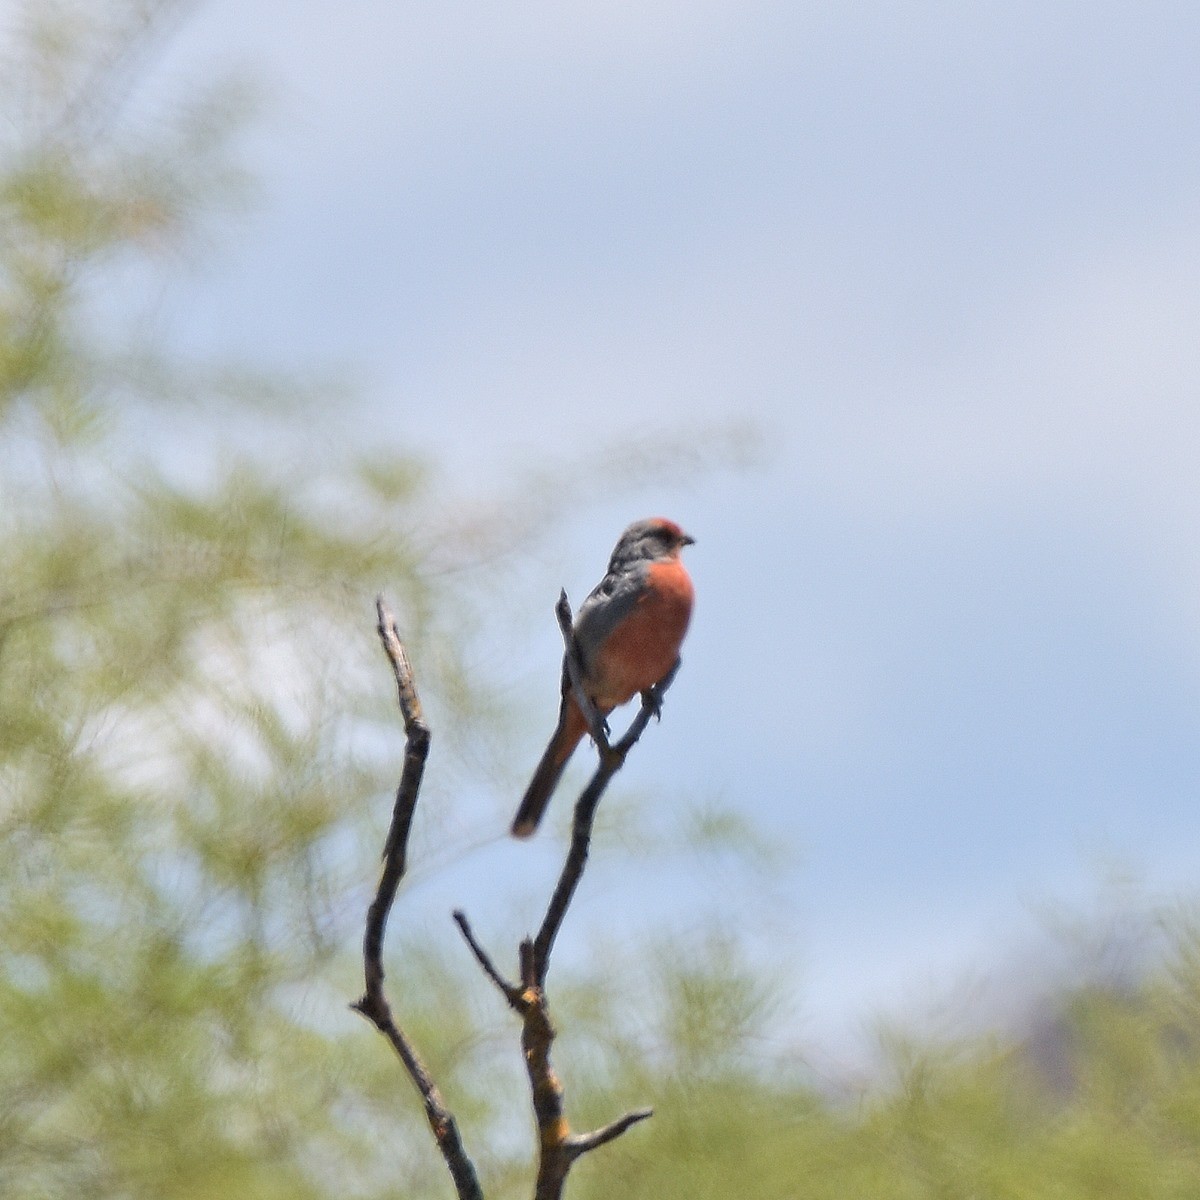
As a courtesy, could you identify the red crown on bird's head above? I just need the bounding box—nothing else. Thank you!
[635,517,695,546]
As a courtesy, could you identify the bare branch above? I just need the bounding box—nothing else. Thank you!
[352,597,482,1200]
[530,756,613,987]
[617,660,680,754]
[565,1108,655,1158]
[504,594,672,1198]
[358,592,669,1200]
[453,909,522,1010]
[531,668,679,987]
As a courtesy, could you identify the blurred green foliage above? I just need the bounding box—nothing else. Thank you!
[5,4,1200,1199]
[0,4,497,1196]
[569,920,1200,1200]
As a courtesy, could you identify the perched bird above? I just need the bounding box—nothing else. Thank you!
[511,517,695,838]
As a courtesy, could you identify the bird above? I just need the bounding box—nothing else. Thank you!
[511,517,695,838]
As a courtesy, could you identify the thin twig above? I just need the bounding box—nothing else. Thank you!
[509,592,671,1198]
[453,909,522,1010]
[530,756,616,987]
[352,597,482,1200]
[531,666,679,986]
[565,1108,655,1158]
[371,589,668,1200]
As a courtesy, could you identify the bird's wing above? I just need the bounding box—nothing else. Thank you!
[565,563,648,684]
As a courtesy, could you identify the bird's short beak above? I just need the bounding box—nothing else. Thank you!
[681,532,696,547]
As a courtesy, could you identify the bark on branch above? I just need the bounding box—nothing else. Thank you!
[357,591,673,1199]
[532,590,679,984]
[351,598,483,1200]
[456,591,669,1199]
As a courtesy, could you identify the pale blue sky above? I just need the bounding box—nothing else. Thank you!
[35,1,1200,1062]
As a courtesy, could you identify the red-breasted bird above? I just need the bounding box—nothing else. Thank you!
[511,517,695,838]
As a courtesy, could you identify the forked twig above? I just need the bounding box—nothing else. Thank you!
[533,595,679,985]
[456,590,672,1200]
[359,592,674,1200]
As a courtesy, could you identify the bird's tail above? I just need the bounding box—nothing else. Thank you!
[511,701,587,838]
